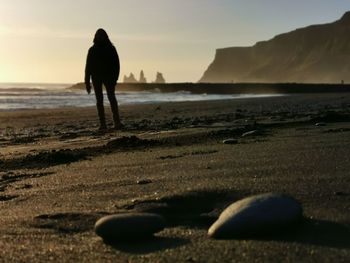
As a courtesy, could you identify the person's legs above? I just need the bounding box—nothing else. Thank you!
[92,79,107,130]
[105,81,122,129]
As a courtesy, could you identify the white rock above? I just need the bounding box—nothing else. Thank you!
[242,130,260,137]
[95,213,165,241]
[208,193,302,239]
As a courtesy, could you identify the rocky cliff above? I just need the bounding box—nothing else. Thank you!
[200,12,350,83]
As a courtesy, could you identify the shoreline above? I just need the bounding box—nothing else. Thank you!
[0,93,287,112]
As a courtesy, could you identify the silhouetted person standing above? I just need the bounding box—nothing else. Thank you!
[85,28,122,131]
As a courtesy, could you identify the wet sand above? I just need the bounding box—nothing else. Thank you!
[0,93,350,262]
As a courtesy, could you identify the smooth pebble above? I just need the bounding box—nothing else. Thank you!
[208,193,303,239]
[95,213,165,241]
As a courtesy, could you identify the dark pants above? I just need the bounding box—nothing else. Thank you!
[92,78,120,127]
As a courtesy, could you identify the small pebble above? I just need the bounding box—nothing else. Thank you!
[223,139,238,144]
[242,130,260,137]
[137,179,152,185]
[334,191,346,196]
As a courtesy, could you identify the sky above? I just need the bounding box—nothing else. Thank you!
[0,0,350,84]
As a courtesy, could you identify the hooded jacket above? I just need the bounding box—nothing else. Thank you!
[85,43,120,84]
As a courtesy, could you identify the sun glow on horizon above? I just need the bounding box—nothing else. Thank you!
[1,0,350,83]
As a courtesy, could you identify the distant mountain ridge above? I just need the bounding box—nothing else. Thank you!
[200,12,350,83]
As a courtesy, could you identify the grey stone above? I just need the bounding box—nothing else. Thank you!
[223,139,238,144]
[315,122,326,126]
[95,213,165,241]
[208,193,303,239]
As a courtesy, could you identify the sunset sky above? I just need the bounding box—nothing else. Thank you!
[1,0,350,84]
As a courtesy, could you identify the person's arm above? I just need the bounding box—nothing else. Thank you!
[85,49,92,94]
[113,46,120,81]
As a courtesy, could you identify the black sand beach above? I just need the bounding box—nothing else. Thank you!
[0,93,350,262]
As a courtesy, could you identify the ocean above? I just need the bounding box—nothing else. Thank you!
[0,83,283,111]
